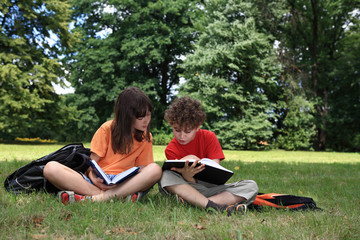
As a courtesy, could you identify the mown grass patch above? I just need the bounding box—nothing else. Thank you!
[1,144,359,239]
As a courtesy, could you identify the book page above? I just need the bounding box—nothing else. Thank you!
[162,159,234,184]
[112,167,139,183]
[164,159,233,173]
[199,158,233,173]
[91,160,111,184]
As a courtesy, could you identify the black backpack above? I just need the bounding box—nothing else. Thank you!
[4,143,91,194]
[248,193,321,211]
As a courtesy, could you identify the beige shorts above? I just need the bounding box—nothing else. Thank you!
[159,170,258,205]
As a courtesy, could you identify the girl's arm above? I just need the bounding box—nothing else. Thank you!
[88,152,116,190]
[90,152,100,162]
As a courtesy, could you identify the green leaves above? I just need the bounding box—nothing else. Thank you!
[1,0,358,150]
[180,0,278,149]
[0,0,77,141]
[66,0,199,133]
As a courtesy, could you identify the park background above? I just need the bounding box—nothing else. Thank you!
[1,1,360,239]
[1,0,359,152]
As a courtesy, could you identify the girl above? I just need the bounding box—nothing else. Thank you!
[44,87,162,203]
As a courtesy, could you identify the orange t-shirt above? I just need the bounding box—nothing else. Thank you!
[90,120,154,175]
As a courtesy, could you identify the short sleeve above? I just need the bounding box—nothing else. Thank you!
[203,131,225,160]
[165,138,179,160]
[90,124,110,158]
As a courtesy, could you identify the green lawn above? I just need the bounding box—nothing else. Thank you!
[1,143,359,239]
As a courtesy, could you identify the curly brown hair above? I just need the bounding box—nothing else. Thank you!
[164,96,206,130]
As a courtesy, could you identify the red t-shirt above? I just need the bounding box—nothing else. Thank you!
[165,129,225,161]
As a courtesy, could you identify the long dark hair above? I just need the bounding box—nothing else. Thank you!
[111,87,153,154]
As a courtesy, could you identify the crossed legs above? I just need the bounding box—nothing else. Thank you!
[165,184,246,209]
[43,161,162,202]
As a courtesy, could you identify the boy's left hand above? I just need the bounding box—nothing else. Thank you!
[171,159,205,183]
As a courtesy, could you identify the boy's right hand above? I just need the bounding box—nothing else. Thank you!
[171,159,205,183]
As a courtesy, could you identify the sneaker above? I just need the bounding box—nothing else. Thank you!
[126,191,146,202]
[58,191,92,205]
[224,203,247,216]
[130,192,141,202]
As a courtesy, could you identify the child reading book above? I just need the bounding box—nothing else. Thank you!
[159,96,259,216]
[43,87,162,203]
[162,158,234,185]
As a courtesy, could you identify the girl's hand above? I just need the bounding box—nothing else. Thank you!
[171,160,205,183]
[88,169,117,190]
[137,165,146,172]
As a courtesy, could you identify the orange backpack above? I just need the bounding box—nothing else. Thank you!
[249,193,321,211]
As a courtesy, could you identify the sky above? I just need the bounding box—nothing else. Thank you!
[52,80,75,95]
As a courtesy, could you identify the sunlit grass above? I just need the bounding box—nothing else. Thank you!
[1,144,359,239]
[2,143,358,164]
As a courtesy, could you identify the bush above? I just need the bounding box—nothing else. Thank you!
[14,137,57,144]
[152,133,173,145]
[151,126,173,145]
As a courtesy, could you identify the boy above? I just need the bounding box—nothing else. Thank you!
[159,96,258,216]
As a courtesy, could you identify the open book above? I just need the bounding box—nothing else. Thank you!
[162,158,233,185]
[90,160,140,185]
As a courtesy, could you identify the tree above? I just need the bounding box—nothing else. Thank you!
[0,0,77,141]
[327,18,360,151]
[65,0,200,138]
[180,0,280,149]
[253,0,360,150]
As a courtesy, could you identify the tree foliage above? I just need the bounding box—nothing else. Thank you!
[253,0,360,150]
[327,19,360,151]
[64,0,200,140]
[179,0,280,149]
[2,0,358,151]
[0,0,77,140]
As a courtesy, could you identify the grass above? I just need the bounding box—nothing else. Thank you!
[0,143,359,239]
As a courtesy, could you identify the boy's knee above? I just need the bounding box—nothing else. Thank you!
[247,180,259,192]
[245,180,259,200]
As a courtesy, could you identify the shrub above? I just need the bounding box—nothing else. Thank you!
[14,137,57,144]
[152,133,173,145]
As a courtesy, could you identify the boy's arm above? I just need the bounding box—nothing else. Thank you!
[180,155,200,160]
[210,159,221,164]
[170,159,205,183]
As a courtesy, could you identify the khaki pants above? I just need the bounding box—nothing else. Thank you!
[159,170,258,205]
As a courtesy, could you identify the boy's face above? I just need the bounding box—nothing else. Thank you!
[172,125,200,145]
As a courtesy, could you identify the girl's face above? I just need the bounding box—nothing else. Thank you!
[172,125,200,145]
[133,111,151,132]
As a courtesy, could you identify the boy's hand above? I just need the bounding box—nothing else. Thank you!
[171,159,205,183]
